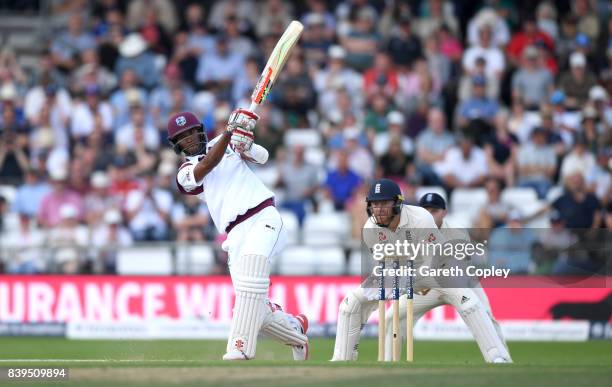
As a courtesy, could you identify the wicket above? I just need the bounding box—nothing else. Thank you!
[378,258,414,362]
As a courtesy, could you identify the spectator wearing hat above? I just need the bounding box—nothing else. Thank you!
[549,89,582,138]
[415,108,455,185]
[463,24,505,80]
[457,74,499,128]
[38,167,85,228]
[511,45,554,110]
[516,127,557,199]
[558,52,597,107]
[91,209,133,274]
[276,145,319,225]
[115,33,160,90]
[69,85,113,139]
[372,110,413,158]
[434,134,488,191]
[465,8,510,48]
[588,85,611,127]
[313,45,363,115]
[115,101,159,152]
[124,171,173,241]
[458,56,499,102]
[45,203,89,273]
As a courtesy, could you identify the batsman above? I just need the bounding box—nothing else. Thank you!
[168,110,308,360]
[331,179,512,363]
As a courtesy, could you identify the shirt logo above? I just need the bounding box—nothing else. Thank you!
[378,232,387,241]
[175,116,187,126]
[375,183,381,193]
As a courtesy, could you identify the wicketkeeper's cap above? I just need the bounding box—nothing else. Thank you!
[419,192,446,210]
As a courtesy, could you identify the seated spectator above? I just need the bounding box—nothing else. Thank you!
[0,99,29,184]
[516,128,556,199]
[364,94,392,135]
[372,111,413,158]
[586,149,611,207]
[38,168,84,228]
[277,145,319,225]
[536,210,578,275]
[474,177,513,230]
[109,69,148,128]
[550,90,581,144]
[274,55,317,127]
[507,15,554,66]
[196,36,245,102]
[91,209,133,274]
[558,52,597,108]
[72,49,117,95]
[484,110,518,187]
[435,134,488,190]
[138,8,173,56]
[386,17,422,69]
[552,171,601,229]
[23,79,72,128]
[45,204,89,273]
[457,75,499,128]
[488,211,536,274]
[343,128,374,180]
[150,64,194,128]
[415,108,454,185]
[2,212,45,274]
[377,140,413,181]
[115,33,160,90]
[50,13,95,73]
[298,13,332,68]
[458,56,499,102]
[70,85,113,140]
[324,149,361,210]
[124,172,173,241]
[462,24,505,80]
[339,7,380,71]
[559,133,596,181]
[11,168,51,219]
[84,171,121,228]
[115,102,160,152]
[171,195,210,242]
[29,102,69,164]
[511,46,554,109]
[363,51,398,99]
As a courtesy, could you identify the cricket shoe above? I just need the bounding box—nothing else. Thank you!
[292,314,309,361]
[492,357,512,363]
[222,336,251,360]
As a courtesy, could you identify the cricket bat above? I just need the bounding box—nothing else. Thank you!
[249,20,303,113]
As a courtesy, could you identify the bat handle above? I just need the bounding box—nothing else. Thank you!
[248,102,258,114]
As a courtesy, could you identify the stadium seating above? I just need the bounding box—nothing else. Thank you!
[313,247,346,275]
[449,188,488,226]
[302,212,350,246]
[501,187,538,212]
[174,244,215,275]
[278,210,300,245]
[117,246,174,275]
[277,246,315,275]
[283,129,321,147]
[347,249,363,276]
[546,186,564,203]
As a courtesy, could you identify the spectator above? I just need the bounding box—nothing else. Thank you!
[2,211,45,274]
[559,133,596,181]
[458,56,499,102]
[115,33,160,90]
[277,145,319,225]
[50,13,96,73]
[363,51,398,100]
[23,80,72,128]
[475,177,513,230]
[223,15,256,59]
[415,0,459,40]
[138,8,173,56]
[84,170,121,228]
[340,7,380,71]
[457,75,499,128]
[386,17,422,69]
[124,172,173,241]
[45,203,89,273]
[91,209,133,274]
[372,111,413,158]
[484,110,518,187]
[558,52,597,107]
[378,139,412,181]
[324,149,361,210]
[536,1,559,41]
[343,128,374,180]
[11,168,51,219]
[488,210,536,274]
[150,64,194,128]
[516,128,557,199]
[196,36,245,102]
[423,32,451,88]
[126,0,178,34]
[364,94,392,135]
[552,171,601,229]
[511,46,554,109]
[255,0,294,38]
[435,134,488,190]
[274,55,317,127]
[588,85,611,128]
[463,24,505,80]
[586,149,611,207]
[72,48,117,95]
[415,108,455,185]
[109,69,148,128]
[507,16,555,66]
[108,155,139,204]
[466,8,510,48]
[573,0,599,41]
[208,0,258,32]
[536,210,577,274]
[38,167,85,228]
[171,195,210,242]
[0,100,30,184]
[69,85,113,140]
[114,102,160,152]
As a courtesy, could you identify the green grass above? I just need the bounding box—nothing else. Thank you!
[0,338,610,386]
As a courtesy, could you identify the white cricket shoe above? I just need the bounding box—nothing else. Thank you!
[492,357,512,363]
[292,314,309,361]
[222,337,251,360]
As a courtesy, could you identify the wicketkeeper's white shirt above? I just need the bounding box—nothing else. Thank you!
[176,135,274,233]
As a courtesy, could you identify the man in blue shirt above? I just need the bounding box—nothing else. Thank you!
[457,75,499,128]
[324,150,361,210]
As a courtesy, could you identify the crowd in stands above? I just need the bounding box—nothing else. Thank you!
[0,0,610,275]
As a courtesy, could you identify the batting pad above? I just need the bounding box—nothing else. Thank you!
[261,308,307,346]
[331,289,376,361]
[458,301,512,363]
[227,254,270,359]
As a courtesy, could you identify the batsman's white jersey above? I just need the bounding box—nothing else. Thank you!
[175,137,307,360]
[176,135,275,234]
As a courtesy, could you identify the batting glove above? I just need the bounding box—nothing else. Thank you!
[226,108,259,134]
[231,128,254,153]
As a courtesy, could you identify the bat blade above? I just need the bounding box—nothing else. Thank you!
[249,20,303,111]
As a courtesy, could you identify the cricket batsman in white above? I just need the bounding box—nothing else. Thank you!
[331,179,511,363]
[167,110,308,360]
[383,192,511,362]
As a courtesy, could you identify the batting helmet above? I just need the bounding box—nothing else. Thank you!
[366,179,404,222]
[167,111,208,156]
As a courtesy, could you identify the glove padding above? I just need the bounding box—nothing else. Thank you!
[231,128,254,153]
[227,108,259,133]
